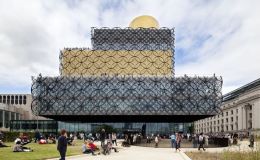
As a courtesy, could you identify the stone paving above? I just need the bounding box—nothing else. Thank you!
[48,140,259,160]
[48,145,191,160]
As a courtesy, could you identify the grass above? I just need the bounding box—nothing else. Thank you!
[0,140,83,160]
[186,150,260,160]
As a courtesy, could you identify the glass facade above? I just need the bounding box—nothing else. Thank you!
[0,110,22,129]
[10,120,191,135]
[4,111,9,128]
[10,120,58,133]
[58,122,191,135]
[0,110,3,127]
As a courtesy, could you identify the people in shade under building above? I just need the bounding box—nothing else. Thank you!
[100,129,106,147]
[170,132,176,148]
[57,129,68,160]
[198,132,206,151]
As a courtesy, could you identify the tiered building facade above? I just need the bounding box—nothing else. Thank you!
[30,16,222,134]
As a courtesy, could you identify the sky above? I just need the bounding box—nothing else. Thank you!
[0,0,260,94]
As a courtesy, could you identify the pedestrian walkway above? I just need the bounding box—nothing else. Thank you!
[48,145,191,160]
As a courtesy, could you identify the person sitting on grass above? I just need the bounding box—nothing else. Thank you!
[13,138,33,152]
[0,140,9,147]
[47,134,56,144]
[67,136,74,146]
[82,140,97,156]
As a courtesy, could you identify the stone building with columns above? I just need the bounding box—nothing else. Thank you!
[194,78,260,136]
[0,94,47,131]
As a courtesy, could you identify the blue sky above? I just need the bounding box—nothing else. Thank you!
[0,0,260,94]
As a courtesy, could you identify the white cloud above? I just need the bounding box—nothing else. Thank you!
[0,0,259,94]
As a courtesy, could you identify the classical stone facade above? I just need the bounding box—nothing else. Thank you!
[0,94,47,131]
[194,78,260,136]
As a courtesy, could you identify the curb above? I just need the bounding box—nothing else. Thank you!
[179,151,192,160]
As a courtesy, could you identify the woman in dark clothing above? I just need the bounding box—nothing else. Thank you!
[57,129,68,160]
[100,129,106,147]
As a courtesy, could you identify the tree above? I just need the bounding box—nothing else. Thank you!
[93,124,117,134]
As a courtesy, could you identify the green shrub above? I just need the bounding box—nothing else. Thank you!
[1,131,35,142]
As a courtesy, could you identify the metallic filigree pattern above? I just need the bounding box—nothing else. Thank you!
[60,49,173,76]
[31,27,223,120]
[91,28,175,50]
[31,75,222,116]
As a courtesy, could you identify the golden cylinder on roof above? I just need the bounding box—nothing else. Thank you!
[129,15,159,29]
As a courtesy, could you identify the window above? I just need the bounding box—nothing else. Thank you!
[23,95,26,105]
[7,95,10,104]
[218,120,220,124]
[236,116,238,121]
[236,109,238,114]
[231,110,233,115]
[5,111,10,128]
[226,112,228,116]
[16,113,20,120]
[0,96,2,103]
[11,95,14,104]
[226,118,228,123]
[222,119,224,124]
[226,125,228,131]
[0,110,3,127]
[249,113,252,119]
[3,96,6,103]
[19,95,22,104]
[11,112,15,120]
[15,95,18,104]
[231,117,233,122]
[231,125,233,130]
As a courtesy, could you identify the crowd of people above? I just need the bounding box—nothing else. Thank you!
[0,129,258,160]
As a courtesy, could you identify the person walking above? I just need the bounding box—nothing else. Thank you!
[198,133,206,151]
[34,130,41,143]
[204,134,209,148]
[112,132,117,146]
[100,129,106,147]
[154,134,159,148]
[192,134,197,148]
[57,129,68,160]
[175,133,181,152]
[170,132,176,148]
[249,134,254,148]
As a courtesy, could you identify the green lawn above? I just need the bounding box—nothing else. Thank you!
[186,150,260,160]
[0,140,83,160]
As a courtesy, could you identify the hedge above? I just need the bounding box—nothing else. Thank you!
[1,132,35,142]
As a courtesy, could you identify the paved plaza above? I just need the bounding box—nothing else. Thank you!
[49,145,191,160]
[48,140,260,160]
